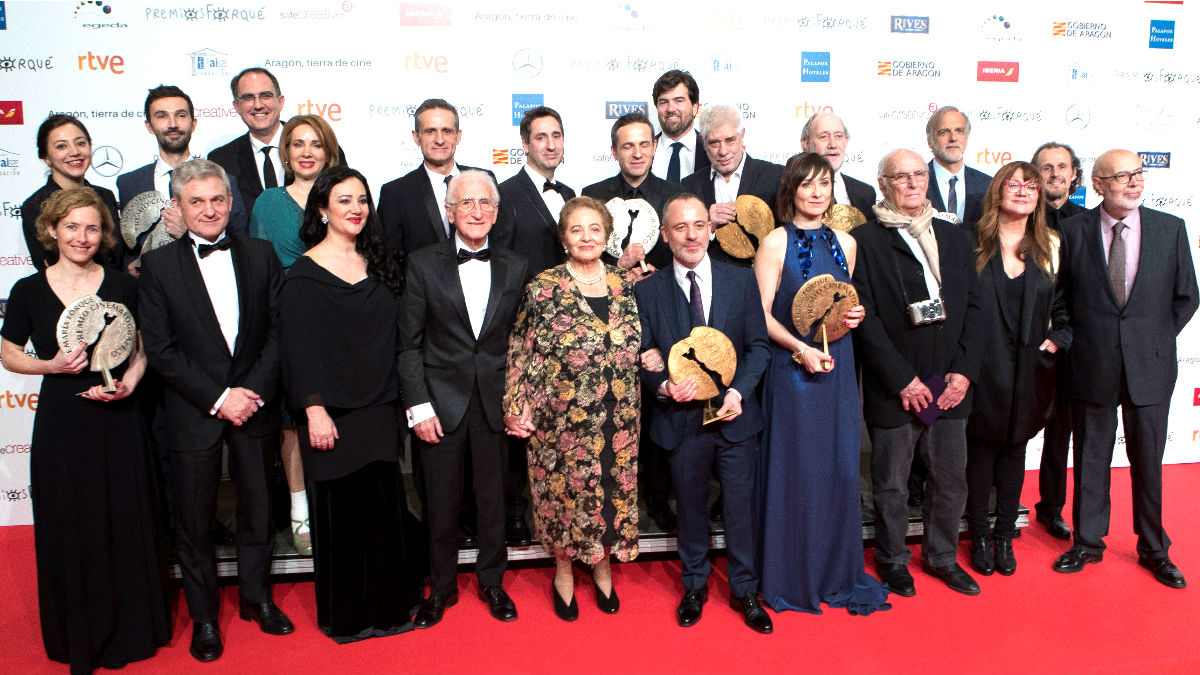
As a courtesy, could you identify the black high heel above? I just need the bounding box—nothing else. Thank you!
[552,577,578,621]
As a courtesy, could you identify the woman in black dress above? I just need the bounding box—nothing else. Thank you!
[1,188,170,675]
[20,114,123,270]
[279,166,421,642]
[966,161,1071,576]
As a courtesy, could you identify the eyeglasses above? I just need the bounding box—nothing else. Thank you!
[1003,181,1041,193]
[450,198,497,213]
[1094,169,1145,185]
[883,170,929,185]
[236,92,277,105]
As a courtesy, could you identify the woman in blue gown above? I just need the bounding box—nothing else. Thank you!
[752,152,890,615]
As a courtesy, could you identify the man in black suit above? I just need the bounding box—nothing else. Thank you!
[635,193,772,633]
[924,106,991,229]
[650,69,710,183]
[399,170,527,627]
[800,112,877,216]
[1031,141,1088,540]
[1051,149,1198,588]
[119,85,248,271]
[138,159,292,662]
[852,148,987,598]
[680,104,784,265]
[582,112,673,276]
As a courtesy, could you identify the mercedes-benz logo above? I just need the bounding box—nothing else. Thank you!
[512,48,543,78]
[91,145,123,177]
[1065,104,1090,130]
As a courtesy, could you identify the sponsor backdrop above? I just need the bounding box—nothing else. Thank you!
[0,1,1197,524]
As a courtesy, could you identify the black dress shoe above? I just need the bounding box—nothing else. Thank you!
[552,579,578,622]
[189,621,223,662]
[1052,545,1103,573]
[505,518,533,547]
[478,584,518,622]
[676,587,707,627]
[729,594,773,634]
[907,482,924,508]
[923,562,981,595]
[238,598,294,635]
[413,593,458,628]
[969,536,995,576]
[1036,511,1072,540]
[876,563,915,597]
[648,503,677,532]
[1139,556,1187,589]
[593,580,619,614]
[993,537,1016,576]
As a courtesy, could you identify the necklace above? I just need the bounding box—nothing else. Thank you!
[794,224,849,283]
[566,261,604,285]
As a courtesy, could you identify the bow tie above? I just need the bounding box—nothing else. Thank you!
[457,247,492,265]
[543,180,564,195]
[196,236,233,258]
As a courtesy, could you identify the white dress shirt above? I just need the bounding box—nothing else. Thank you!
[673,254,712,325]
[525,164,565,221]
[895,227,941,301]
[426,164,460,236]
[930,160,966,223]
[652,129,698,179]
[248,128,284,192]
[832,171,851,209]
[712,152,747,204]
[190,233,241,413]
[152,156,175,196]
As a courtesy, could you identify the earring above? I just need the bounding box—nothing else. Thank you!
[321,215,329,225]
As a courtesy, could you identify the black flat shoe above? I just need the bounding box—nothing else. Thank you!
[238,598,294,635]
[552,579,578,621]
[593,580,619,614]
[413,593,458,628]
[478,584,518,622]
[923,562,981,596]
[189,621,223,662]
[993,537,1016,576]
[1052,545,1102,573]
[730,593,773,634]
[1139,556,1186,589]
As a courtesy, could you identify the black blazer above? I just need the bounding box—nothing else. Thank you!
[850,218,988,427]
[655,129,711,179]
[377,163,494,269]
[680,154,784,218]
[208,128,348,212]
[925,160,991,231]
[1045,199,1086,232]
[397,238,528,432]
[1059,206,1198,406]
[138,234,283,450]
[20,177,122,271]
[635,259,770,449]
[842,172,878,216]
[967,253,1072,443]
[493,168,575,278]
[581,172,675,269]
[116,162,249,241]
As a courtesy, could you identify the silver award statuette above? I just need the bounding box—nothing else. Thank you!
[120,190,174,259]
[604,197,660,273]
[56,295,137,392]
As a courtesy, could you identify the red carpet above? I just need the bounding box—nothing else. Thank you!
[4,465,1199,674]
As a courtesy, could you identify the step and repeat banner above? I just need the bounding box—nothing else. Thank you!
[1,1,1197,524]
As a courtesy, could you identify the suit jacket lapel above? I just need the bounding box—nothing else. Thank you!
[177,238,232,355]
[517,170,558,235]
[438,241,473,336]
[737,156,758,198]
[1126,206,1155,304]
[989,257,1017,336]
[708,261,728,332]
[668,270,691,339]
[239,134,264,193]
[230,238,251,358]
[1018,264,1042,346]
[421,170,448,242]
[478,248,507,339]
[1082,210,1122,308]
[926,160,946,212]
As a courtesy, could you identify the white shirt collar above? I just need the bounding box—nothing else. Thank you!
[454,231,488,253]
[248,127,283,153]
[673,253,712,286]
[711,151,747,182]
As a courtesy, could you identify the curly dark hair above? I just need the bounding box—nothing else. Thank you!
[299,165,403,296]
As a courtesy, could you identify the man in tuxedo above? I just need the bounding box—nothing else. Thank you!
[378,98,493,271]
[635,193,772,633]
[924,106,991,230]
[680,104,784,265]
[650,69,710,183]
[119,85,248,271]
[582,112,673,276]
[399,169,527,627]
[852,148,987,597]
[1031,141,1088,540]
[1051,149,1197,588]
[800,112,877,216]
[138,159,291,662]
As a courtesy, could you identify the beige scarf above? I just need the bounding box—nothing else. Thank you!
[872,199,941,286]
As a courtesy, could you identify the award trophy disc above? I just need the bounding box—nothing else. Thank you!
[119,191,174,263]
[56,295,137,392]
[667,326,738,424]
[713,195,775,260]
[824,203,867,232]
[604,197,660,274]
[791,274,858,371]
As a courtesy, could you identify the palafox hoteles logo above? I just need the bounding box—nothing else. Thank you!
[977,61,1019,82]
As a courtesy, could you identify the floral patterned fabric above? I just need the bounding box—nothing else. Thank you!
[504,264,641,564]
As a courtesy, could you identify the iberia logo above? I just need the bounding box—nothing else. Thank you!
[877,61,893,76]
[1052,22,1066,36]
[977,61,1019,82]
[0,101,23,125]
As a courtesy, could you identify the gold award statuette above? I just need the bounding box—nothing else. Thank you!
[56,295,137,392]
[824,203,867,232]
[667,326,738,424]
[714,194,775,260]
[604,197,660,273]
[791,274,859,371]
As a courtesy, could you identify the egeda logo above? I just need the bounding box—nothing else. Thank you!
[512,94,543,126]
[801,52,830,82]
[1149,20,1174,49]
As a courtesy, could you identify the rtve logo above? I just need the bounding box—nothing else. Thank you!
[0,390,38,410]
[793,102,834,118]
[295,100,342,121]
[77,51,125,74]
[975,149,1013,166]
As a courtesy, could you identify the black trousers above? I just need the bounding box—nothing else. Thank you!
[965,435,1027,538]
[1036,362,1073,520]
[418,388,508,597]
[172,428,277,623]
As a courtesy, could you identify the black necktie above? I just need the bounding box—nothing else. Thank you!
[457,247,492,265]
[261,147,278,189]
[197,236,233,258]
[666,141,683,183]
[687,270,705,327]
[543,180,563,194]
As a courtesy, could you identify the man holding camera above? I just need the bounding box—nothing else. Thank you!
[850,148,988,598]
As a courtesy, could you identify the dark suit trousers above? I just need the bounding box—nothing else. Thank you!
[668,430,758,597]
[1071,371,1172,559]
[869,418,968,568]
[1036,363,1073,519]
[965,435,1027,538]
[419,388,508,597]
[172,428,278,622]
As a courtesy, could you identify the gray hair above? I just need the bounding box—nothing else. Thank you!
[170,158,231,201]
[877,148,922,180]
[925,106,972,146]
[446,169,499,204]
[800,112,850,143]
[696,104,743,139]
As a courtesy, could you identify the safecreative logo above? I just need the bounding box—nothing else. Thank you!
[977,61,1019,82]
[0,101,23,125]
[1149,20,1175,49]
[801,52,831,83]
[1139,151,1170,168]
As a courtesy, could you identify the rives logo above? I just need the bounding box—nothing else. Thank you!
[1139,152,1170,168]
[890,15,929,34]
[604,101,648,119]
